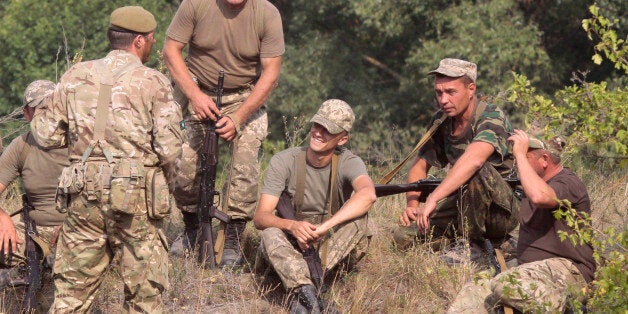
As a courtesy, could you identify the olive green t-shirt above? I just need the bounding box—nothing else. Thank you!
[262,147,368,218]
[419,101,515,176]
[166,0,285,89]
[0,132,69,226]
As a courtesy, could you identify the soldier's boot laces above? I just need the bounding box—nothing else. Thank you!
[220,219,246,268]
[182,211,199,251]
[289,284,321,314]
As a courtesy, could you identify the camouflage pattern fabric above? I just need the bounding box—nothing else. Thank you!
[173,86,267,219]
[52,188,168,313]
[29,50,181,313]
[257,218,369,289]
[393,164,519,247]
[447,257,587,313]
[419,102,515,176]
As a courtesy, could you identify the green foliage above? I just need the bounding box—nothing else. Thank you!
[553,199,628,312]
[505,72,628,158]
[582,4,628,73]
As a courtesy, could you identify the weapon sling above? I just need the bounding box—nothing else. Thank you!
[378,112,447,184]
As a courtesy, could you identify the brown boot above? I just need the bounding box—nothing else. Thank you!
[220,219,246,268]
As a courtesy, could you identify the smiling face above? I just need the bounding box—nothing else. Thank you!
[308,123,348,154]
[433,76,476,118]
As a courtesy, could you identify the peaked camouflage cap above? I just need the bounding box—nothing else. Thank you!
[428,58,477,82]
[310,99,355,134]
[528,135,566,157]
[23,80,55,108]
[110,6,156,33]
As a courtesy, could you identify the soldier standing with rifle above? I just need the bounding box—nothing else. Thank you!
[253,100,376,313]
[164,0,284,268]
[395,58,520,263]
[0,80,68,311]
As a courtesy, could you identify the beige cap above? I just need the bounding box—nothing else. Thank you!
[23,80,55,108]
[310,99,355,135]
[110,6,156,33]
[428,58,477,82]
[529,136,565,157]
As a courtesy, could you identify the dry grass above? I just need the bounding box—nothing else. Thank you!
[0,164,625,313]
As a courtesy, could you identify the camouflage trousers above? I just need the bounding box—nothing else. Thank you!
[173,87,267,219]
[50,190,169,313]
[1,215,59,268]
[447,257,588,313]
[256,218,370,289]
[393,164,519,249]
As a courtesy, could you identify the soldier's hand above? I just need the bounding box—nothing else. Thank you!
[508,129,530,158]
[215,116,237,141]
[0,210,22,254]
[416,199,437,235]
[287,220,318,250]
[400,206,419,226]
[190,91,220,121]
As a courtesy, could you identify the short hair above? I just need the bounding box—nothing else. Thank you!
[529,148,561,164]
[107,29,146,50]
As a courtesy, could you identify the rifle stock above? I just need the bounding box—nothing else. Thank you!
[375,177,521,201]
[198,70,231,269]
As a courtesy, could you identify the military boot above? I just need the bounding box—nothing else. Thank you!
[289,284,321,314]
[220,219,246,268]
[181,211,198,251]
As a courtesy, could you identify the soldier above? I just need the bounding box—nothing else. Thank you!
[163,0,284,267]
[447,132,595,313]
[253,100,377,312]
[395,58,519,262]
[30,6,182,312]
[0,80,68,286]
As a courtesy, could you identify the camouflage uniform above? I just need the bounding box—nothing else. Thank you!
[30,48,182,313]
[394,102,519,247]
[173,87,267,218]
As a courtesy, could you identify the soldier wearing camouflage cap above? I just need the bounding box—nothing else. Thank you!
[447,130,594,313]
[0,80,68,292]
[254,99,376,313]
[395,58,519,265]
[30,6,181,312]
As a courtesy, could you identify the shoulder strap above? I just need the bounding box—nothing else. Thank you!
[470,100,488,138]
[293,147,307,212]
[326,153,340,218]
[81,60,141,163]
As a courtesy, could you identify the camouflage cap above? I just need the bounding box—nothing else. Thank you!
[428,58,477,82]
[23,80,55,108]
[528,135,565,157]
[109,6,156,33]
[310,99,355,135]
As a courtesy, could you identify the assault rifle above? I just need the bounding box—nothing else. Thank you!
[21,194,42,311]
[375,177,522,200]
[276,191,326,293]
[198,70,231,268]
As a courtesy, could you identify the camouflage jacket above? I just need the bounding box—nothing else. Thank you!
[30,50,183,181]
[419,101,515,176]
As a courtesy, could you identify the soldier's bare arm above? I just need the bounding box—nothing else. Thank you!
[401,157,431,226]
[216,56,282,141]
[163,37,220,121]
[0,183,21,253]
[314,174,376,238]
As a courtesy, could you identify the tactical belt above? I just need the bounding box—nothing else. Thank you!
[199,80,255,96]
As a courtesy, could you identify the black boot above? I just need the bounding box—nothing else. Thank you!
[220,219,246,268]
[182,211,198,251]
[289,284,321,314]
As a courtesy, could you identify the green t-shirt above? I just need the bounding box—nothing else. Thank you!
[262,147,368,218]
[0,132,69,226]
[419,101,515,176]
